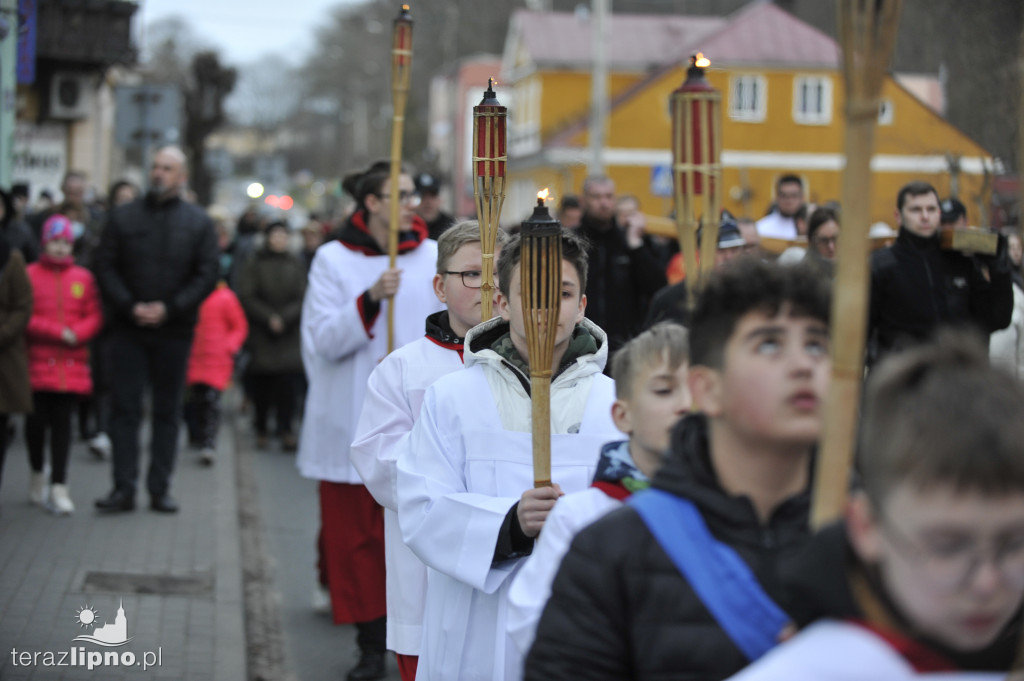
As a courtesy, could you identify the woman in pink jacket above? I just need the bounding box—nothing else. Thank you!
[25,214,103,514]
[184,280,248,465]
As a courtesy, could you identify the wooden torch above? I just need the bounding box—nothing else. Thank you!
[473,78,507,323]
[386,4,414,354]
[811,0,902,528]
[520,189,562,488]
[671,53,722,307]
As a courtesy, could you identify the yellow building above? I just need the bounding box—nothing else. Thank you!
[500,3,996,229]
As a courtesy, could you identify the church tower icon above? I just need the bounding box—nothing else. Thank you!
[73,599,133,646]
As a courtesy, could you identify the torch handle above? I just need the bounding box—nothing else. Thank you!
[531,375,552,488]
[386,86,409,355]
[481,251,495,321]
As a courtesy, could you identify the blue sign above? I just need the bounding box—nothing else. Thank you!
[650,164,673,198]
[17,0,37,85]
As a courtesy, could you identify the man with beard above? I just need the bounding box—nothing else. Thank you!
[577,176,666,353]
[93,146,219,514]
[756,175,805,240]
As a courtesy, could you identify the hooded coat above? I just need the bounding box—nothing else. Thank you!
[25,254,103,394]
[0,241,32,413]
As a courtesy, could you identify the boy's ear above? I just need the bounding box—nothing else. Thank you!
[846,490,883,564]
[365,193,383,215]
[611,399,632,436]
[687,365,723,416]
[432,273,446,304]
[496,289,511,321]
[575,293,587,324]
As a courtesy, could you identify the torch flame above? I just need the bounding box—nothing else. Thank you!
[537,188,550,203]
[694,52,711,68]
[402,3,410,9]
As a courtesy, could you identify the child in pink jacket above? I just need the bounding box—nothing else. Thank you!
[184,281,248,465]
[25,214,103,514]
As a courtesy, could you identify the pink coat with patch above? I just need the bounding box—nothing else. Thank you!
[25,255,103,394]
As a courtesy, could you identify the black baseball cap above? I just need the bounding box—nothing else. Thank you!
[415,173,441,195]
[940,198,966,225]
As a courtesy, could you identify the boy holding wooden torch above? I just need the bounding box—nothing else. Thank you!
[396,226,619,681]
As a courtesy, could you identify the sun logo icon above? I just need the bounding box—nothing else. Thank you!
[76,605,100,630]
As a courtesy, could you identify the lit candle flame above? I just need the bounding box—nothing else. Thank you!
[694,53,711,68]
[537,188,550,203]
[402,3,410,10]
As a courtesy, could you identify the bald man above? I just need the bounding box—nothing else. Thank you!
[93,147,219,514]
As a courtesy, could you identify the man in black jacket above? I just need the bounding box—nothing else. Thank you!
[868,181,1012,364]
[93,147,219,513]
[577,176,667,353]
[525,259,831,680]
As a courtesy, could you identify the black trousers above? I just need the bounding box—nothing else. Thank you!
[250,372,299,436]
[184,383,221,450]
[355,616,386,654]
[109,329,193,497]
[26,391,78,485]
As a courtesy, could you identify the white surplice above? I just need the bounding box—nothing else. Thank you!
[397,324,619,681]
[351,332,465,655]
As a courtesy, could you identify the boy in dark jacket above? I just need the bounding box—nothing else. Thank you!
[525,258,831,681]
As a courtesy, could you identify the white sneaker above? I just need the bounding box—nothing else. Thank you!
[312,584,331,615]
[29,472,48,506]
[199,448,215,466]
[49,484,75,515]
[88,433,112,460]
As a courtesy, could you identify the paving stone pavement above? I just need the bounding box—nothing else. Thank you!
[0,410,244,680]
[0,396,402,681]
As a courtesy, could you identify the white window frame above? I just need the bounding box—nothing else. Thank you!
[729,74,767,123]
[509,77,542,157]
[878,98,894,125]
[792,75,833,125]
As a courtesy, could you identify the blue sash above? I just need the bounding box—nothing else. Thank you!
[629,488,790,661]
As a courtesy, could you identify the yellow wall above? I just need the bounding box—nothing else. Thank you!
[511,63,994,230]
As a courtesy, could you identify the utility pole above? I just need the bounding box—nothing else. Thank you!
[589,0,609,176]
[0,0,17,186]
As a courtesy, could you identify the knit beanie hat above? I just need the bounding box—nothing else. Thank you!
[42,214,75,244]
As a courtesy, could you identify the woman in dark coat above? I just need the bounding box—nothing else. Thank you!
[237,221,306,450]
[0,230,34,492]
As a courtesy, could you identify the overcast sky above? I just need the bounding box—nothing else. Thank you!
[138,0,360,66]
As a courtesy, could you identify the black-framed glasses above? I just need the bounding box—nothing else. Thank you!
[444,270,483,289]
[375,190,421,207]
[881,517,1024,592]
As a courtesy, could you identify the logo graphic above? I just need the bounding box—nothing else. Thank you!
[71,281,84,298]
[72,599,132,646]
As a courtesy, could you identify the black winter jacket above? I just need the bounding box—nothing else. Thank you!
[94,195,219,336]
[869,227,1012,361]
[578,214,667,353]
[524,414,812,681]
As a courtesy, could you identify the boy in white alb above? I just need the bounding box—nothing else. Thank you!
[397,229,620,680]
[350,221,506,681]
[507,322,690,655]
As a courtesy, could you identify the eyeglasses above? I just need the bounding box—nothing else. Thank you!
[444,270,482,289]
[376,191,421,207]
[882,518,1024,592]
[777,191,803,200]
